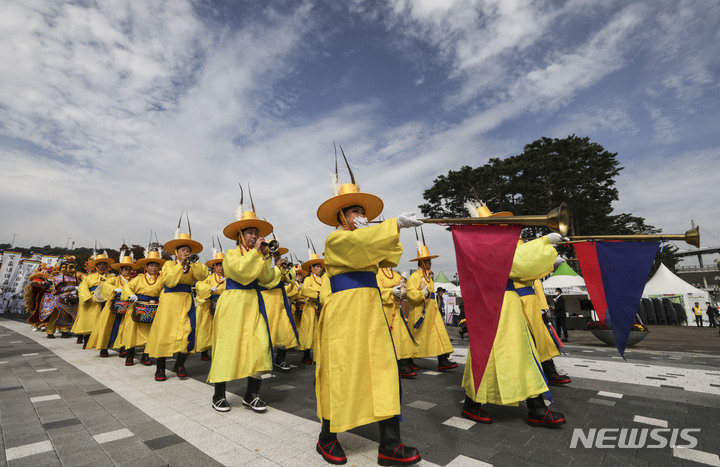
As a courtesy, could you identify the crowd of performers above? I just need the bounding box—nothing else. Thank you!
[22,170,574,466]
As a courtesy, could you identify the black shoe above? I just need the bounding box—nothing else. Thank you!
[274,361,291,371]
[60,332,72,338]
[140,353,152,366]
[172,365,188,378]
[154,370,166,381]
[461,397,492,424]
[47,334,56,339]
[316,440,347,465]
[212,396,231,412]
[528,408,566,428]
[243,395,267,412]
[99,349,109,357]
[378,444,421,466]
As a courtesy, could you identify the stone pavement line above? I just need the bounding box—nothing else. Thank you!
[5,440,54,461]
[633,415,668,427]
[673,447,720,467]
[1,320,442,467]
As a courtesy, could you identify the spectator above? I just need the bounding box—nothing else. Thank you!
[707,302,718,328]
[552,288,568,342]
[436,287,446,318]
[693,302,703,327]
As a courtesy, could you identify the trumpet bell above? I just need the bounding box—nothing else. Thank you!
[547,203,570,237]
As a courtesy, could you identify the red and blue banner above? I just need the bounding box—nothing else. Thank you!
[576,241,659,358]
[451,224,522,392]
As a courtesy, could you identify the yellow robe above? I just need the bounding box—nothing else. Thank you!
[117,273,164,349]
[285,280,303,327]
[407,269,454,358]
[71,272,111,335]
[316,219,403,432]
[462,237,557,405]
[298,273,323,351]
[87,275,130,350]
[145,261,208,358]
[377,268,415,360]
[517,279,560,362]
[195,273,226,353]
[260,267,299,349]
[207,247,274,383]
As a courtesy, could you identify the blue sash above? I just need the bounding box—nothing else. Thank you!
[329,271,378,293]
[226,278,273,358]
[108,313,122,349]
[273,282,299,342]
[516,286,535,297]
[136,294,159,302]
[89,286,98,292]
[164,284,196,352]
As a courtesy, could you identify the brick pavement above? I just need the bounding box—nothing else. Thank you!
[2,317,720,466]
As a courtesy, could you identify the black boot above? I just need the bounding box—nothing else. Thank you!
[243,377,266,412]
[212,382,230,412]
[82,334,90,349]
[316,418,346,465]
[302,349,313,364]
[155,357,166,381]
[399,359,416,378]
[200,350,210,361]
[461,396,492,423]
[437,353,458,371]
[378,416,421,466]
[274,348,290,371]
[527,395,565,428]
[140,352,152,366]
[541,359,571,385]
[172,352,188,378]
[125,347,135,366]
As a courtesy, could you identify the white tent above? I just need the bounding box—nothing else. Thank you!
[434,282,461,296]
[642,263,710,324]
[542,275,587,295]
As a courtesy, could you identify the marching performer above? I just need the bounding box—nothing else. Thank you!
[313,152,422,466]
[406,238,457,371]
[146,222,207,381]
[460,202,566,428]
[298,248,324,365]
[286,263,305,329]
[208,190,275,413]
[377,268,417,378]
[41,259,79,338]
[195,247,226,362]
[87,253,137,356]
[72,252,115,348]
[119,250,166,366]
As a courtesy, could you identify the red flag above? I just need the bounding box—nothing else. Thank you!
[574,242,608,323]
[451,224,521,393]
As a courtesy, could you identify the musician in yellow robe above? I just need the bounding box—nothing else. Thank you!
[285,265,305,328]
[208,208,274,413]
[406,244,456,371]
[377,268,417,378]
[71,253,115,348]
[298,252,324,365]
[87,254,137,356]
[195,250,226,361]
[314,178,422,466]
[119,250,165,366]
[146,232,207,381]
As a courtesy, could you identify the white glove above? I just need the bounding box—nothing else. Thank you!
[401,270,409,279]
[353,216,369,229]
[114,288,122,294]
[392,285,402,297]
[547,233,568,245]
[129,295,138,302]
[396,212,423,229]
[423,285,430,298]
[211,286,218,292]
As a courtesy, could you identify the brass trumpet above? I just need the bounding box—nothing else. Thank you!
[418,203,570,236]
[261,239,280,253]
[189,254,200,263]
[567,227,700,248]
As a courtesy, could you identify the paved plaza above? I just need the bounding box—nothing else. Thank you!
[1,317,719,466]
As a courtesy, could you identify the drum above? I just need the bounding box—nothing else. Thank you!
[209,295,219,316]
[131,301,158,323]
[110,300,132,315]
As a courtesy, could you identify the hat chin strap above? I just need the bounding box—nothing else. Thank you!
[338,210,354,232]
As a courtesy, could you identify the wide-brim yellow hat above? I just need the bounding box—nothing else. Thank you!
[88,254,116,270]
[274,247,289,256]
[475,204,513,218]
[223,211,273,240]
[410,245,439,262]
[302,253,325,272]
[206,251,225,268]
[164,233,203,255]
[111,256,140,271]
[317,183,384,227]
[136,251,167,268]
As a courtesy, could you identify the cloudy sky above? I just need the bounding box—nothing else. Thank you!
[1,0,719,276]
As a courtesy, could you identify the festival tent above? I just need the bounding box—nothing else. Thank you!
[435,271,451,283]
[542,262,587,295]
[642,263,710,325]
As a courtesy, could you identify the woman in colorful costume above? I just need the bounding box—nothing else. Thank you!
[146,230,207,381]
[298,251,324,365]
[119,250,166,366]
[208,199,275,413]
[460,202,566,428]
[195,249,226,362]
[72,253,115,348]
[376,268,417,378]
[406,243,457,371]
[314,161,422,466]
[87,253,138,356]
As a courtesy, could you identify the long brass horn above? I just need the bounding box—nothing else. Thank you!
[567,227,700,248]
[418,203,570,236]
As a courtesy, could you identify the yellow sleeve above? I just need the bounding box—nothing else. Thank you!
[510,237,558,282]
[191,262,209,282]
[324,219,402,270]
[195,276,213,300]
[406,269,426,306]
[78,276,92,303]
[162,261,185,288]
[120,277,138,300]
[377,271,399,306]
[223,247,274,286]
[534,279,550,309]
[319,274,331,304]
[301,276,321,301]
[259,267,282,289]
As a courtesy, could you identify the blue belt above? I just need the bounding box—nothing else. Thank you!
[506,279,515,291]
[136,294,159,301]
[227,278,274,358]
[274,282,299,341]
[89,286,98,292]
[428,292,435,300]
[163,284,196,352]
[516,286,535,297]
[329,271,378,293]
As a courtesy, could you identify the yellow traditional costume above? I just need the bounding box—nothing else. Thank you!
[195,251,226,355]
[118,250,166,366]
[260,253,299,370]
[376,268,416,376]
[71,254,115,344]
[298,252,324,363]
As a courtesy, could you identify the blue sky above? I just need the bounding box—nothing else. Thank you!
[1,0,718,276]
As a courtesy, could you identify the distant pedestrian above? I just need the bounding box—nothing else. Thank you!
[706,302,718,328]
[552,288,568,342]
[693,302,703,327]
